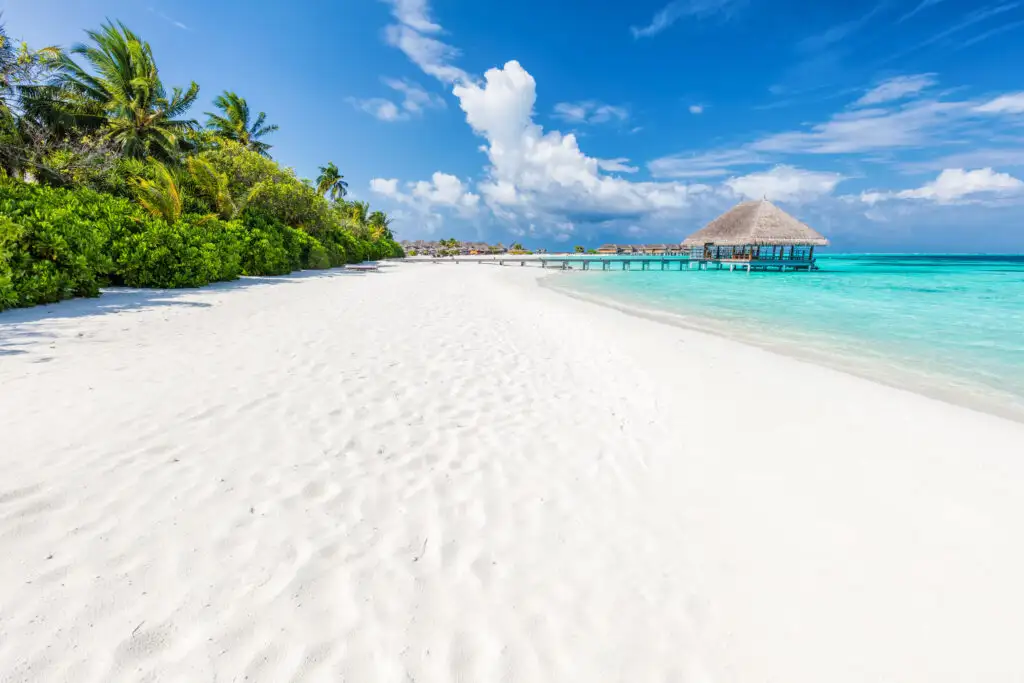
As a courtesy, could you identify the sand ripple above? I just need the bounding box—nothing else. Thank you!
[3,265,1024,682]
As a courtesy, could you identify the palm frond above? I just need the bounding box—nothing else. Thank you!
[134,159,182,223]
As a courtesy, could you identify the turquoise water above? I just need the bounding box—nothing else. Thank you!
[546,255,1024,421]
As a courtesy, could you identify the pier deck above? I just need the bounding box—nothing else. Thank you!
[426,256,818,272]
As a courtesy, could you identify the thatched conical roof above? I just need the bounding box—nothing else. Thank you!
[681,199,829,247]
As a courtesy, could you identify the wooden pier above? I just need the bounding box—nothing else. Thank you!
[433,256,818,272]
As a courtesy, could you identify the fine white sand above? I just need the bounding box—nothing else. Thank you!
[2,262,1024,682]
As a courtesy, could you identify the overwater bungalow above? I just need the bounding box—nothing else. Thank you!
[682,199,829,270]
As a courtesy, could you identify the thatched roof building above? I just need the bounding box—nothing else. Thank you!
[681,199,829,247]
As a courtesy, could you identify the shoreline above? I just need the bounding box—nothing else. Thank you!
[541,269,1024,425]
[3,262,1024,682]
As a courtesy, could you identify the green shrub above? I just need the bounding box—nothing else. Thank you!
[236,209,305,276]
[0,216,22,309]
[200,142,331,232]
[298,233,330,270]
[111,215,243,288]
[316,224,359,266]
[0,180,130,310]
[0,155,403,312]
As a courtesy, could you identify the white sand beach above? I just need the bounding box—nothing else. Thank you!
[3,262,1024,683]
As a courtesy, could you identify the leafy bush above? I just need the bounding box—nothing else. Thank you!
[0,180,130,310]
[299,232,330,270]
[200,142,331,232]
[0,216,21,309]
[111,215,242,288]
[236,209,306,276]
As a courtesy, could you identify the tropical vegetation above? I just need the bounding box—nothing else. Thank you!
[316,162,348,202]
[205,91,277,157]
[0,19,402,312]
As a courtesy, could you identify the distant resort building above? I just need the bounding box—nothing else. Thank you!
[596,243,682,255]
[681,199,828,269]
[401,240,509,256]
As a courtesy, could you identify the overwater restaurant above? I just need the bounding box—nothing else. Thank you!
[681,199,829,268]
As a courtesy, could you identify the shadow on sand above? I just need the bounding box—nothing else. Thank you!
[0,264,391,355]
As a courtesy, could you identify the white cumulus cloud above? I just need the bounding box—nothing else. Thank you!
[411,172,481,208]
[452,60,704,224]
[372,172,479,209]
[370,172,479,234]
[369,178,400,196]
[860,168,1024,205]
[725,165,845,204]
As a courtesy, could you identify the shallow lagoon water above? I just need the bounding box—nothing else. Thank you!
[546,255,1024,422]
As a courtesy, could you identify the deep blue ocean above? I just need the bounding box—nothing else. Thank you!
[545,255,1024,421]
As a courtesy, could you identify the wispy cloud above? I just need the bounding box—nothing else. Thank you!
[770,5,890,100]
[351,79,444,121]
[688,104,704,114]
[658,78,1024,179]
[855,74,937,106]
[958,18,1024,48]
[648,149,766,178]
[386,0,442,33]
[552,101,629,125]
[880,2,1022,64]
[796,2,888,53]
[383,78,446,114]
[350,98,405,122]
[380,0,469,83]
[751,98,972,154]
[898,146,1024,173]
[597,158,640,173]
[630,0,744,39]
[148,6,189,30]
[897,0,948,24]
[974,92,1024,114]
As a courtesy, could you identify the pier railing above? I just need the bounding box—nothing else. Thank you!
[410,255,817,272]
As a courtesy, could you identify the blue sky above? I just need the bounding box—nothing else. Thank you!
[4,0,1024,251]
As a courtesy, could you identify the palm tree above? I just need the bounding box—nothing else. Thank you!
[204,91,277,157]
[574,245,584,253]
[316,161,347,201]
[0,22,62,177]
[368,210,393,240]
[347,200,369,224]
[23,21,198,161]
[134,160,182,223]
[186,156,239,219]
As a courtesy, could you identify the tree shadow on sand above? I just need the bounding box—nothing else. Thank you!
[0,265,390,355]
